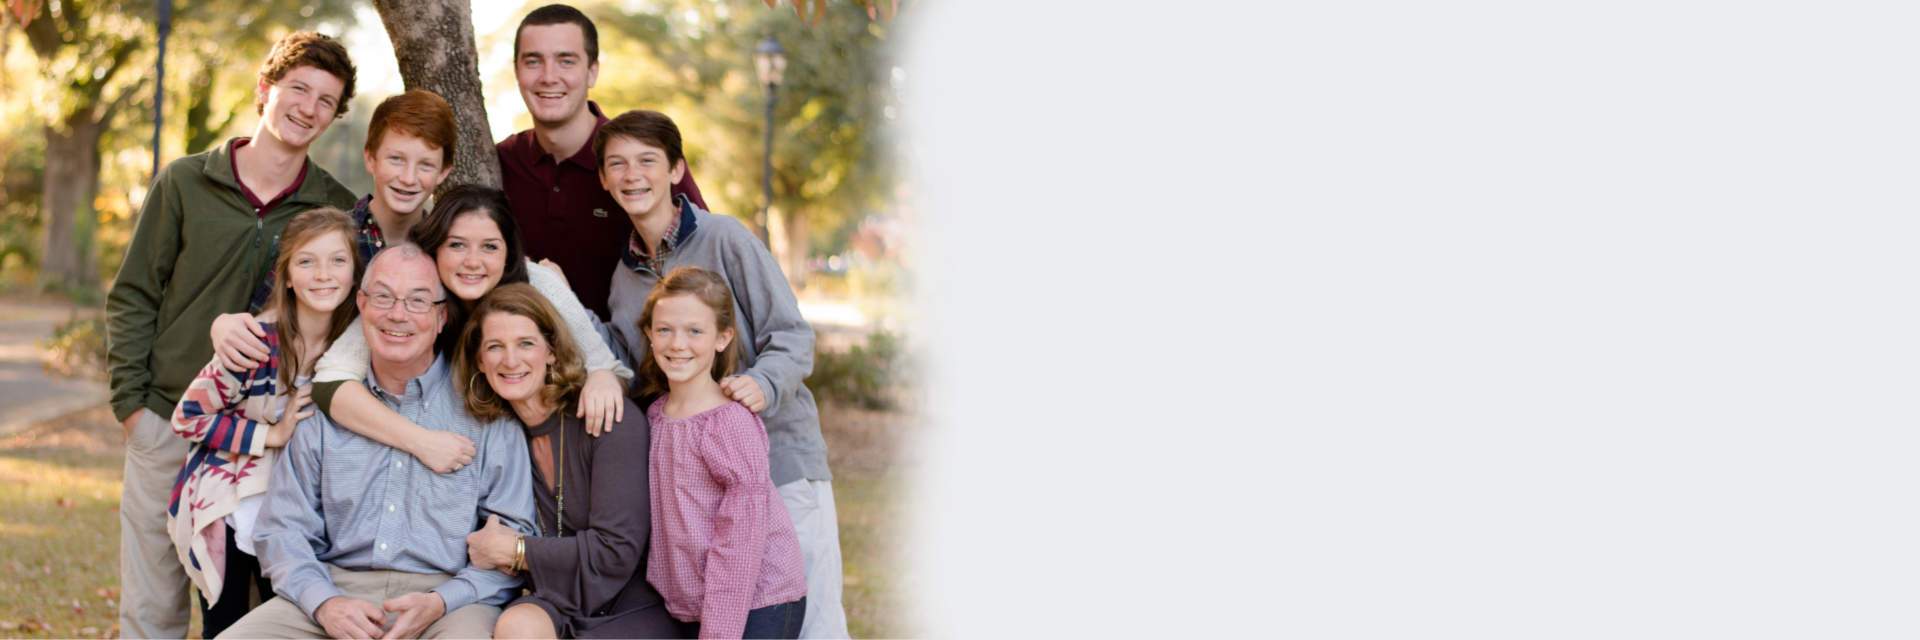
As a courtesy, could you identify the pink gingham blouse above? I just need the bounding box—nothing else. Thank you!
[646,396,806,639]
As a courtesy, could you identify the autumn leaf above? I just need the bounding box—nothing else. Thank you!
[77,627,98,636]
[6,0,44,26]
[0,620,17,631]
[55,496,74,508]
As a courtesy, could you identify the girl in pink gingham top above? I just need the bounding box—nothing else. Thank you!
[639,267,807,639]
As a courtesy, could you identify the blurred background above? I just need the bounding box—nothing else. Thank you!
[0,0,920,636]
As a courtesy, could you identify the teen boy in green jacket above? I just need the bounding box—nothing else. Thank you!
[106,31,358,639]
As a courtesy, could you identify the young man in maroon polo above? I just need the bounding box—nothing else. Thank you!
[497,3,706,321]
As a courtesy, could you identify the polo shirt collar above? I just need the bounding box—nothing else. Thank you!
[202,136,333,207]
[517,101,611,172]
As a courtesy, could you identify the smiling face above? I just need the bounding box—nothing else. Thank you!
[436,211,508,302]
[285,230,354,315]
[599,134,685,220]
[256,65,345,150]
[515,23,598,128]
[363,130,452,218]
[358,250,446,371]
[477,311,556,412]
[647,293,734,387]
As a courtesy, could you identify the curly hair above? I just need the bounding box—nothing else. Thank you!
[454,283,589,422]
[256,31,357,118]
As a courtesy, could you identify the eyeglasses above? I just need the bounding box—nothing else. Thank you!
[362,289,444,314]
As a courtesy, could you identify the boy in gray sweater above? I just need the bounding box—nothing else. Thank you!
[596,109,849,638]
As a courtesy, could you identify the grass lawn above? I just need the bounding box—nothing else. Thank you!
[0,407,125,638]
[0,399,919,638]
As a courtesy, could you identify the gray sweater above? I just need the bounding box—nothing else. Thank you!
[606,199,831,486]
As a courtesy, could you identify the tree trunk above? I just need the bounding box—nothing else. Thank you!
[40,114,103,290]
[371,0,500,190]
[767,205,808,290]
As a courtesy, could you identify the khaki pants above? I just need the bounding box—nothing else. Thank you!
[217,566,501,639]
[119,407,192,639]
[779,478,851,639]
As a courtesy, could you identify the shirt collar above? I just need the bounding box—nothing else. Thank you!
[562,101,611,170]
[224,137,311,211]
[518,101,610,172]
[368,353,450,404]
[349,195,386,260]
[621,194,702,273]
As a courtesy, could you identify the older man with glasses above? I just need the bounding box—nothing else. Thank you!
[219,244,538,639]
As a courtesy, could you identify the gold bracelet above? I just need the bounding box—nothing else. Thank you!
[513,535,526,573]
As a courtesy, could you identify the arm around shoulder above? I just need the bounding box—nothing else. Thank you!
[170,358,272,457]
[528,259,633,380]
[716,218,815,415]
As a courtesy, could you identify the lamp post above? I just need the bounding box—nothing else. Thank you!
[753,36,787,248]
[153,0,172,180]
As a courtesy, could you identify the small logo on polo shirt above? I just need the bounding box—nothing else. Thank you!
[592,208,609,218]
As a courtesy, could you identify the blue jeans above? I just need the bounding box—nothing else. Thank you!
[694,597,806,639]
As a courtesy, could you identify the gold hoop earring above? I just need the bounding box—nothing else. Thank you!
[468,371,483,392]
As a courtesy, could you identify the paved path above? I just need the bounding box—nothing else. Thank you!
[0,298,107,436]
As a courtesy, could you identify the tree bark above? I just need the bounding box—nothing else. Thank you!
[40,113,103,290]
[371,0,500,190]
[767,205,808,289]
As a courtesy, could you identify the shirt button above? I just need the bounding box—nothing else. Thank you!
[552,186,561,193]
[388,504,395,512]
[379,542,388,551]
[394,461,403,469]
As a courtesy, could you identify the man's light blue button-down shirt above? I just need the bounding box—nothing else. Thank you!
[253,354,537,617]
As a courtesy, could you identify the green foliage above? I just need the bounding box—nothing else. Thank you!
[810,328,909,410]
[0,120,46,286]
[2,0,357,292]
[39,314,109,381]
[163,1,360,157]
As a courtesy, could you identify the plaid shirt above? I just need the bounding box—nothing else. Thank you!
[347,195,388,264]
[621,195,701,278]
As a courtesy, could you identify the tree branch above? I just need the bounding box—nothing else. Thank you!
[21,3,61,57]
[98,74,151,125]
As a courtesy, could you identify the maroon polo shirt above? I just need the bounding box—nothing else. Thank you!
[497,101,706,320]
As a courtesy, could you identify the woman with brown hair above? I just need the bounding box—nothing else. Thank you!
[454,283,683,639]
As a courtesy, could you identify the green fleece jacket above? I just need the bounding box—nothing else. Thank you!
[107,138,356,422]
